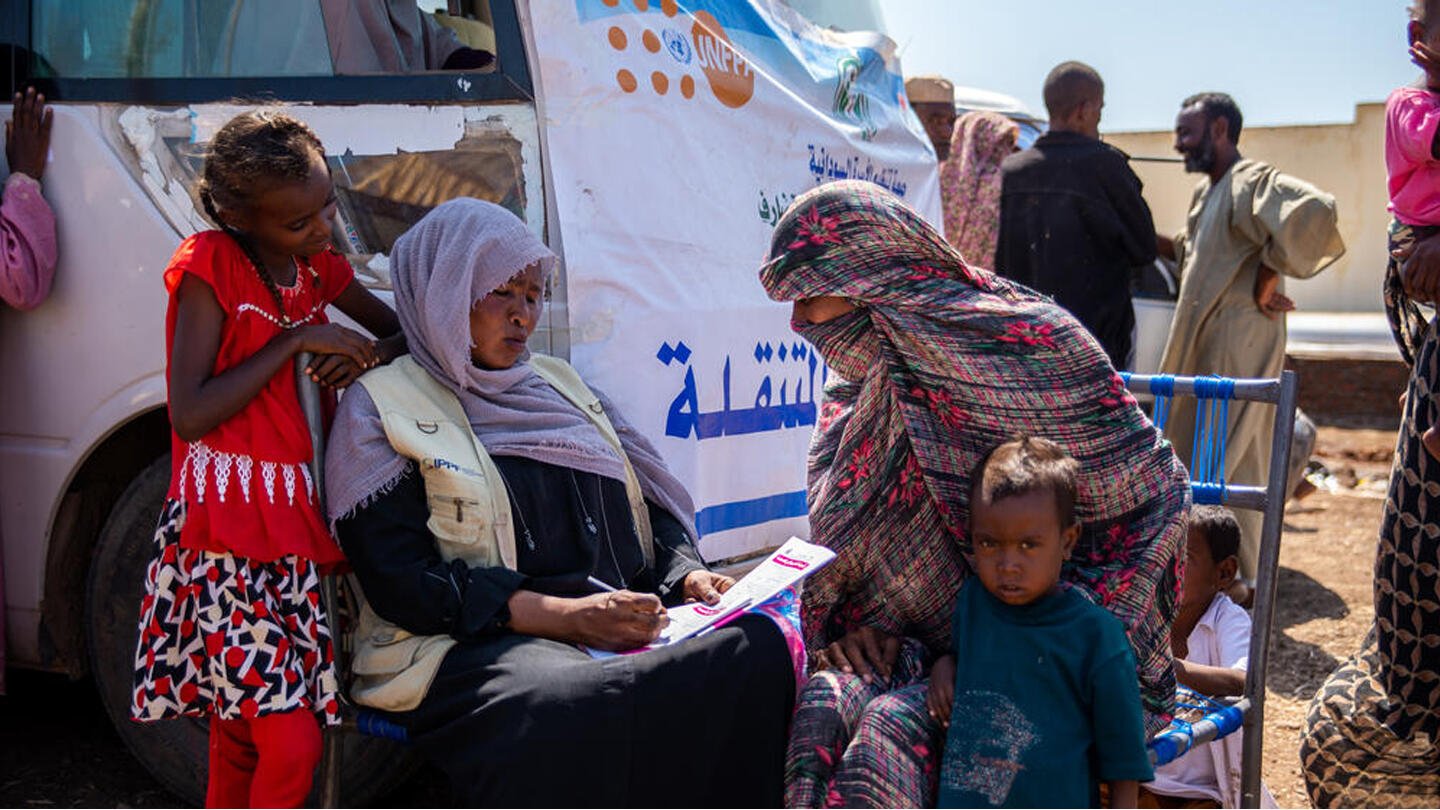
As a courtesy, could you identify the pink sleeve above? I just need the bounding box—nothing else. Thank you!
[0,173,58,310]
[1388,89,1440,167]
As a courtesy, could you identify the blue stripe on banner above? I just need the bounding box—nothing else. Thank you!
[695,490,809,536]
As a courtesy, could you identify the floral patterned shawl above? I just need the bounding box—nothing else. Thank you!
[758,180,1189,728]
[940,111,1018,269]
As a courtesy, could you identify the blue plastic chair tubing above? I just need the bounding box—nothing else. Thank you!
[1125,373,1175,431]
[1189,376,1235,486]
[356,710,409,743]
[1148,704,1246,767]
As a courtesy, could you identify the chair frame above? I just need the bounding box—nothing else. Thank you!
[296,353,345,808]
[1124,371,1299,808]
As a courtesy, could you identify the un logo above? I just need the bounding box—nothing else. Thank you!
[663,29,693,65]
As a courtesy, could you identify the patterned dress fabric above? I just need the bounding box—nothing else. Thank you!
[939,111,1018,269]
[758,181,1190,806]
[1300,222,1440,807]
[132,500,340,725]
[132,230,349,727]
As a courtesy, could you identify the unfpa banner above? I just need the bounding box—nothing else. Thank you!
[530,0,941,561]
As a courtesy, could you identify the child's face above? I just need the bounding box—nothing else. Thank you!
[1411,17,1440,53]
[224,151,337,263]
[969,489,1079,606]
[1179,527,1237,610]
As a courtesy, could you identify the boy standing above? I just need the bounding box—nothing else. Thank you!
[995,61,1157,369]
[928,436,1153,808]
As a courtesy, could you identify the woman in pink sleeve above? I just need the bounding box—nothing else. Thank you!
[1305,5,1440,804]
[1,86,56,695]
[1387,8,1440,462]
[1,86,56,311]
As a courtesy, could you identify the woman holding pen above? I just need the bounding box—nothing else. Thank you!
[324,200,801,806]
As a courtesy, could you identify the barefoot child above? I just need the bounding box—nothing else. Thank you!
[1388,0,1440,458]
[1144,506,1270,809]
[131,111,403,808]
[927,436,1153,808]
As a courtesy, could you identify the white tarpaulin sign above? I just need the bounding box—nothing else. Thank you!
[531,0,941,561]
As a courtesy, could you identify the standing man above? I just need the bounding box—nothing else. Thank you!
[1158,92,1344,587]
[994,61,1157,368]
[905,75,956,162]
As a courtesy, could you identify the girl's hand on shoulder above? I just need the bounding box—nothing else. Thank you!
[296,323,379,369]
[305,353,366,389]
[926,654,956,728]
[681,570,735,605]
[567,590,668,651]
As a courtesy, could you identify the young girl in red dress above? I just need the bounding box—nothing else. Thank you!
[130,111,403,808]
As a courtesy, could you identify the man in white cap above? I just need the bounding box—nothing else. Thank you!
[906,75,956,160]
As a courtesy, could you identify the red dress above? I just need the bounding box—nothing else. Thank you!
[132,232,352,725]
[163,231,351,564]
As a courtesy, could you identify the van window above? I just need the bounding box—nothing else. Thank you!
[127,98,529,258]
[33,1,333,79]
[31,1,498,80]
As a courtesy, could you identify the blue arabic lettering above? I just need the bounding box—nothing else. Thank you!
[659,340,821,440]
[805,144,910,197]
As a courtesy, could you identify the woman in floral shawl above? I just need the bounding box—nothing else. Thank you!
[760,181,1189,807]
[941,110,1019,268]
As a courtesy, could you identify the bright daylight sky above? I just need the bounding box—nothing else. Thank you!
[876,0,1413,133]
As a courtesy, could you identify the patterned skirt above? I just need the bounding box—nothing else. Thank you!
[1299,222,1440,806]
[131,498,340,725]
[785,638,941,808]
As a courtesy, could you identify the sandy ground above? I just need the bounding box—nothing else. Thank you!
[1259,427,1395,807]
[0,426,1401,808]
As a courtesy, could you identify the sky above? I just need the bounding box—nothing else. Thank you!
[875,0,1414,132]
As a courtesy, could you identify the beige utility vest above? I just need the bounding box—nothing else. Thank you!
[347,354,654,711]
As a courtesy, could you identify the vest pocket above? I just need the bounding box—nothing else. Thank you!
[351,603,423,675]
[425,491,486,544]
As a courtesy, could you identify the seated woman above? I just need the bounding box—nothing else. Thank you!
[325,198,798,806]
[759,181,1190,807]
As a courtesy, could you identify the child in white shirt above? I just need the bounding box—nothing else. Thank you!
[1143,506,1272,809]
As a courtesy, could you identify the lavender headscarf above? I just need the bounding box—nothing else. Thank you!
[326,198,697,541]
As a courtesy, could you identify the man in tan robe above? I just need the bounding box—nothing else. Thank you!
[1158,93,1345,582]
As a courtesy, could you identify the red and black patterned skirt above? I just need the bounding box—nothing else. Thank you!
[131,498,340,725]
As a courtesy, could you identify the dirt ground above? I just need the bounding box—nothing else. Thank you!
[1260,427,1395,808]
[0,426,1401,808]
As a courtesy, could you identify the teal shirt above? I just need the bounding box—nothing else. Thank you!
[938,582,1154,808]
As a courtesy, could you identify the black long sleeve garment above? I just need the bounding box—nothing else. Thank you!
[334,455,705,642]
[995,130,1158,368]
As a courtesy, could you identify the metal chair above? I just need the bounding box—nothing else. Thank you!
[1125,371,1300,808]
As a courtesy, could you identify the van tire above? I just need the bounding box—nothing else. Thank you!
[86,454,418,805]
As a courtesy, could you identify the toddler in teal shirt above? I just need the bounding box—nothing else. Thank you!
[927,436,1153,808]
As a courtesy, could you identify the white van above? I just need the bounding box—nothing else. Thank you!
[1,0,937,802]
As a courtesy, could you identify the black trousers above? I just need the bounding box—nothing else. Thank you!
[392,614,796,807]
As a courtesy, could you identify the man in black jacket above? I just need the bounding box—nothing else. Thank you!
[995,61,1156,368]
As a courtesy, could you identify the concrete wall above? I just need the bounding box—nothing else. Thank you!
[1106,102,1387,313]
